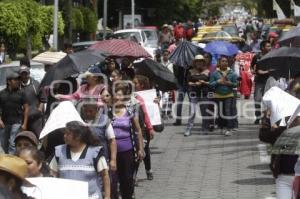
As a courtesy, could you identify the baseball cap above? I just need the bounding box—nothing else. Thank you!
[19,65,30,74]
[15,131,39,147]
[6,71,19,80]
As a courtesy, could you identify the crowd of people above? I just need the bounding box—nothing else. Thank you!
[0,16,297,199]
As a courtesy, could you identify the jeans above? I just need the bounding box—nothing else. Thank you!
[254,82,266,120]
[216,97,235,130]
[186,95,212,131]
[276,174,294,199]
[174,85,188,123]
[0,123,21,154]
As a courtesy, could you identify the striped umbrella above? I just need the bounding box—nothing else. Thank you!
[89,39,151,58]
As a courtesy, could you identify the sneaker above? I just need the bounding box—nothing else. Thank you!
[232,128,238,132]
[224,130,232,136]
[146,171,153,180]
[184,130,191,136]
[254,119,260,125]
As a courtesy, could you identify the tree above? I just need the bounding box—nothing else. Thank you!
[0,2,27,59]
[0,0,65,59]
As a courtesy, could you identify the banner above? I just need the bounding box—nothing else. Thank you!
[22,177,88,199]
[135,89,162,126]
[273,0,286,19]
[291,0,300,16]
[39,101,85,139]
[262,87,300,125]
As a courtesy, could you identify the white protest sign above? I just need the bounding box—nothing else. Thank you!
[22,177,88,199]
[262,86,300,125]
[39,101,85,139]
[136,89,161,126]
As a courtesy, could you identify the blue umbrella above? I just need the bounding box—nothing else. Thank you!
[204,41,239,57]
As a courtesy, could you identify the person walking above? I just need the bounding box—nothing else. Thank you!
[0,72,29,154]
[109,83,144,199]
[250,40,272,125]
[185,55,211,136]
[210,56,238,136]
[49,121,111,199]
[19,66,45,137]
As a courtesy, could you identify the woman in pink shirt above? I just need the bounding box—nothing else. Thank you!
[55,66,105,104]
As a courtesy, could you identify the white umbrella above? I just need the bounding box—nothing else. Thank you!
[39,101,85,139]
[32,51,66,65]
[22,177,88,199]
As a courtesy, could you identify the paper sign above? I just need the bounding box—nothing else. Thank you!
[22,177,88,199]
[262,87,300,125]
[39,101,85,139]
[136,89,161,126]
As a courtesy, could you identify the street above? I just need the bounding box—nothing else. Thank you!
[136,99,276,199]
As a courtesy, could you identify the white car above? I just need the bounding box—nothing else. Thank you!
[0,61,45,91]
[113,28,158,58]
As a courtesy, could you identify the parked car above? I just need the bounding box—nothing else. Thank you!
[0,61,45,91]
[113,28,158,58]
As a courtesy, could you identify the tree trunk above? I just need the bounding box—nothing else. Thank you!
[26,33,32,60]
[63,0,73,44]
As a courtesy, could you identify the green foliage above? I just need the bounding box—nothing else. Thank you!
[0,2,28,38]
[80,6,98,33]
[40,6,65,35]
[71,7,84,31]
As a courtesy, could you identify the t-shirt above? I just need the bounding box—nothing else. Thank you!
[0,88,27,124]
[251,53,269,84]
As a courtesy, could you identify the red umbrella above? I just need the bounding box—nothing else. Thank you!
[89,39,151,58]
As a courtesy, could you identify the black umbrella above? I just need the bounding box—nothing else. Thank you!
[256,46,300,79]
[134,59,178,92]
[278,26,300,47]
[169,40,204,68]
[272,126,300,155]
[40,49,107,87]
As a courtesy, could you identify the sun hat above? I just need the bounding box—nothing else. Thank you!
[15,131,39,147]
[83,65,102,77]
[162,24,169,29]
[194,54,205,61]
[0,154,33,186]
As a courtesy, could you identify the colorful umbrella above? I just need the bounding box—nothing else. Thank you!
[204,41,239,57]
[89,39,151,58]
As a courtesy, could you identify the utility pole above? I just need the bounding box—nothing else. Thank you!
[103,0,108,39]
[131,0,135,28]
[53,0,58,51]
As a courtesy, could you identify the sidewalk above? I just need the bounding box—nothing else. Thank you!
[135,101,275,199]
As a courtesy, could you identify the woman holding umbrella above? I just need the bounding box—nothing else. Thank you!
[210,56,238,136]
[185,55,211,136]
[55,66,105,105]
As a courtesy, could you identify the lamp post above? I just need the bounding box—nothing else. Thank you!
[103,0,108,39]
[131,0,135,28]
[53,0,58,51]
